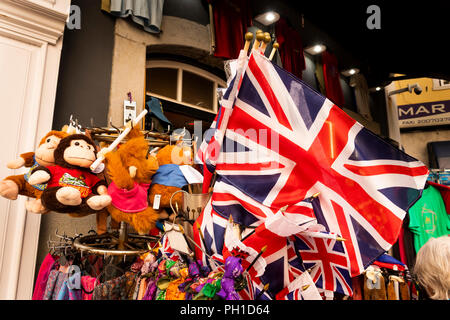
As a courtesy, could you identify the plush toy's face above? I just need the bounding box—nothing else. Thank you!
[35,135,63,166]
[63,139,96,168]
[157,145,192,166]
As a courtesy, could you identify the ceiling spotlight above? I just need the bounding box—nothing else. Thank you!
[314,45,323,53]
[265,12,275,22]
[341,68,360,77]
[375,86,381,91]
[304,44,326,55]
[254,11,280,26]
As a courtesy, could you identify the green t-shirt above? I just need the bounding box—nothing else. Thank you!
[408,185,450,253]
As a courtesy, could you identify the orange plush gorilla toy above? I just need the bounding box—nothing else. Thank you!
[27,134,111,214]
[0,130,68,213]
[105,128,161,234]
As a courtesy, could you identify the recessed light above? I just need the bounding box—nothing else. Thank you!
[304,44,326,55]
[265,12,275,22]
[341,68,360,77]
[376,86,381,91]
[254,11,280,26]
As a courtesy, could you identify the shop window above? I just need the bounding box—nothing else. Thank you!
[146,60,226,113]
[146,67,178,100]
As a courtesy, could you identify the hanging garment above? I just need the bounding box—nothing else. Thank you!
[321,50,345,106]
[408,185,450,253]
[32,253,56,300]
[137,277,149,300]
[108,181,150,213]
[349,73,372,121]
[23,157,48,191]
[142,279,157,300]
[108,0,164,34]
[92,271,138,300]
[351,275,364,300]
[81,276,98,300]
[43,270,68,300]
[208,0,253,60]
[57,274,82,300]
[150,164,188,188]
[146,96,171,127]
[275,18,306,79]
[428,181,450,214]
[400,213,417,270]
[315,61,326,95]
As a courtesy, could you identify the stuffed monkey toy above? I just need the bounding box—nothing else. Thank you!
[105,127,161,235]
[27,134,111,214]
[0,130,68,213]
[148,144,193,217]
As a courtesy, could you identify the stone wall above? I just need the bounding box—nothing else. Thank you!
[108,16,215,126]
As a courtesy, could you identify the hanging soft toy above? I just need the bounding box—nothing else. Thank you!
[148,144,197,214]
[0,130,68,213]
[105,127,161,235]
[27,134,111,214]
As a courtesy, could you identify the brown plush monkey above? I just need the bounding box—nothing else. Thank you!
[28,134,111,214]
[0,130,68,213]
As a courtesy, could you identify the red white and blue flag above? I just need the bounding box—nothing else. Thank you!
[194,49,428,298]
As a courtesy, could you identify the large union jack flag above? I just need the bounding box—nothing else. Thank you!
[195,49,428,298]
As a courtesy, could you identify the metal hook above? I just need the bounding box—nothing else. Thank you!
[109,118,121,134]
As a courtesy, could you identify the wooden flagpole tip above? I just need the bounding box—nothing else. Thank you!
[263,32,271,43]
[269,42,279,61]
[243,32,253,53]
[256,32,265,41]
[252,32,265,50]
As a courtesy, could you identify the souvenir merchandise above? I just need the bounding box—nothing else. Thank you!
[148,144,195,212]
[0,130,68,213]
[28,134,111,214]
[27,28,448,303]
[105,127,161,235]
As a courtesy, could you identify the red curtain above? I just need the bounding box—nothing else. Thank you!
[321,50,345,106]
[209,0,252,60]
[275,18,306,79]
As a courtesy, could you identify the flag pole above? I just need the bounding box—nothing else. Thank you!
[255,283,270,300]
[260,32,271,54]
[252,30,265,51]
[243,32,254,55]
[269,42,279,61]
[245,245,267,272]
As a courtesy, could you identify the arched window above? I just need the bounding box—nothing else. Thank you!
[146,60,227,113]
